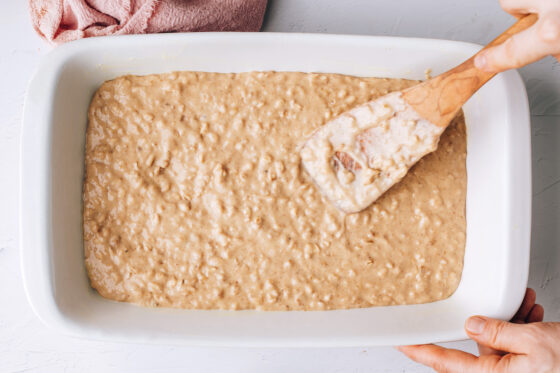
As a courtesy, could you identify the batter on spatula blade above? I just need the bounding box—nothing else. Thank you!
[300,92,444,213]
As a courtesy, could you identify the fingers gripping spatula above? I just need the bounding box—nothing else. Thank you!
[301,14,537,213]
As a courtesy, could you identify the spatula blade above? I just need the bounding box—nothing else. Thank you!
[300,92,445,213]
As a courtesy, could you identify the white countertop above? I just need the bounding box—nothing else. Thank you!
[1,1,559,372]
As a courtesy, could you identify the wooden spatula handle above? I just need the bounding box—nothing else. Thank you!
[402,14,538,128]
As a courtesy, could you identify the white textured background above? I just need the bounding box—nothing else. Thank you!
[1,1,559,372]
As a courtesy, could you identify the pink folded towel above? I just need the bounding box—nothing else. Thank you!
[29,0,268,44]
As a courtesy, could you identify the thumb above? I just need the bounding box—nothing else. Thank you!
[465,316,535,353]
[474,14,560,73]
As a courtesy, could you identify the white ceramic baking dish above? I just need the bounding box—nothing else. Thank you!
[21,33,531,347]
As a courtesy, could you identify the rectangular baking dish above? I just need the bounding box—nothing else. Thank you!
[21,33,531,347]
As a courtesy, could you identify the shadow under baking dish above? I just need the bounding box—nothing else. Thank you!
[21,32,531,346]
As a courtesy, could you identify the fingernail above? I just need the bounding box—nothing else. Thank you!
[466,316,486,334]
[474,54,487,70]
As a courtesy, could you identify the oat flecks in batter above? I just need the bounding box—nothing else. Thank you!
[83,71,467,311]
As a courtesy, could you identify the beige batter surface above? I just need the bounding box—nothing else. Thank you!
[83,71,467,310]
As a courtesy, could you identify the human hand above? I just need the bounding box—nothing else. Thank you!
[397,288,560,372]
[474,0,560,72]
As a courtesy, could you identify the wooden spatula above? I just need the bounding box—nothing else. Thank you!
[301,14,538,213]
